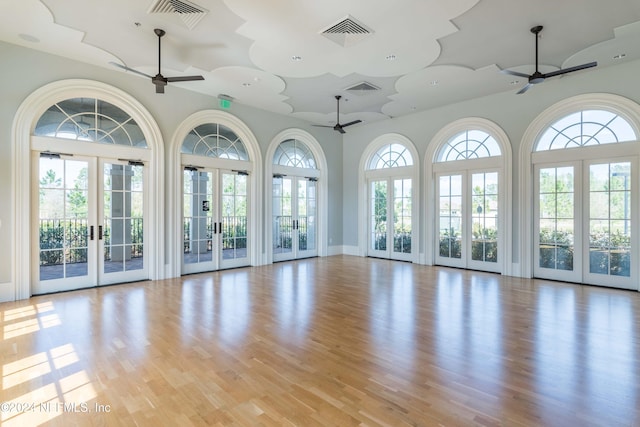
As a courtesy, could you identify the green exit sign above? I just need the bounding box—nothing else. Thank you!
[219,98,232,109]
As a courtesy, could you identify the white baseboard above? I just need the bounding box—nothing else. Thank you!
[341,245,360,256]
[0,282,15,303]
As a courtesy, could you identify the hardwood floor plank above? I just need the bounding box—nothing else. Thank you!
[1,256,640,426]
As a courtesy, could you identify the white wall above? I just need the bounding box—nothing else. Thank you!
[0,41,343,300]
[343,58,640,270]
[2,39,640,300]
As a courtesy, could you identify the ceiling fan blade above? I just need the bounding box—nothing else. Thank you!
[501,69,530,78]
[340,120,362,128]
[166,75,205,82]
[517,83,533,95]
[544,61,597,78]
[312,124,334,128]
[335,126,346,134]
[109,62,153,79]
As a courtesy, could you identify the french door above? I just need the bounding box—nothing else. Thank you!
[34,155,147,294]
[435,170,500,272]
[272,175,317,262]
[534,158,637,289]
[368,177,413,261]
[182,168,249,274]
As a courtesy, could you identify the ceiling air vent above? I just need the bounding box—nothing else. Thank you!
[320,15,374,47]
[148,0,208,30]
[345,81,381,95]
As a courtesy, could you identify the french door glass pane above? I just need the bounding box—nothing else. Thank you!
[103,163,144,274]
[538,167,574,271]
[439,175,462,258]
[39,158,89,281]
[298,179,317,252]
[371,181,387,251]
[222,173,248,260]
[471,172,498,262]
[393,179,412,254]
[589,162,631,277]
[273,177,293,255]
[183,170,213,265]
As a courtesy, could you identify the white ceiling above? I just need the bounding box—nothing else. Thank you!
[3,0,640,128]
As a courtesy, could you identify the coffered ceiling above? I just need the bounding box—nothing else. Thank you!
[2,0,640,128]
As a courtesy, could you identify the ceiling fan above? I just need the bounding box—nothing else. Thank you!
[313,95,362,134]
[502,25,597,94]
[111,28,204,94]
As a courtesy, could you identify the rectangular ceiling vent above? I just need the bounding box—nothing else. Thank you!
[148,0,208,30]
[320,15,374,47]
[345,81,381,95]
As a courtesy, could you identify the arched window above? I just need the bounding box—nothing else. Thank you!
[181,123,249,160]
[427,119,511,275]
[271,138,320,261]
[437,130,501,161]
[15,80,164,299]
[535,110,636,151]
[528,105,639,289]
[273,139,317,168]
[360,135,418,262]
[368,143,413,169]
[179,121,252,274]
[34,98,147,147]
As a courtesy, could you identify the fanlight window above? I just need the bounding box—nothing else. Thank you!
[34,98,147,147]
[181,123,249,160]
[437,130,501,162]
[368,143,413,170]
[535,110,637,151]
[274,139,317,169]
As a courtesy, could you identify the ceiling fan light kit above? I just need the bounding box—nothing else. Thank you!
[502,25,598,94]
[111,28,204,94]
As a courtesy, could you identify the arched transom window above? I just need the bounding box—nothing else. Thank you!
[181,123,249,160]
[437,130,501,162]
[535,110,637,151]
[368,143,413,169]
[273,139,316,168]
[34,98,147,147]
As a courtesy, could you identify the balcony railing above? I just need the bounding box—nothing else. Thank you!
[39,218,144,266]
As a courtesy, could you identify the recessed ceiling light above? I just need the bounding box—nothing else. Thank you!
[430,80,439,86]
[134,22,142,27]
[386,54,396,61]
[18,33,39,43]
[242,82,251,87]
[291,55,302,61]
[510,80,519,85]
[613,53,627,60]
[253,77,261,82]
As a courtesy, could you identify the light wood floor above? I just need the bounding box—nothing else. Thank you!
[1,256,640,426]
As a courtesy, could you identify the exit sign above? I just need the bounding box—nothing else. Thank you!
[219,98,232,109]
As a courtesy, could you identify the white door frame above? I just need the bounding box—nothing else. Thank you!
[358,134,420,263]
[169,110,262,277]
[425,118,512,274]
[272,174,320,262]
[519,93,640,280]
[433,165,503,273]
[12,80,164,300]
[366,174,414,262]
[265,129,327,265]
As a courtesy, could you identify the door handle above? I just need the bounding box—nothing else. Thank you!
[90,225,94,241]
[98,225,103,240]
[213,222,217,234]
